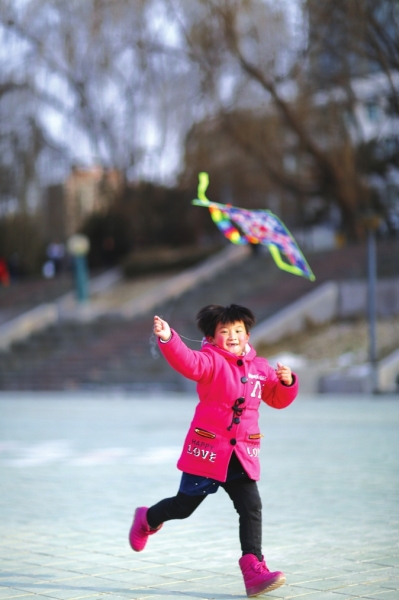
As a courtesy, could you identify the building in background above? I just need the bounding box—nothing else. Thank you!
[43,166,123,242]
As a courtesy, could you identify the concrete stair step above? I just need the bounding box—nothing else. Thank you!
[0,239,398,391]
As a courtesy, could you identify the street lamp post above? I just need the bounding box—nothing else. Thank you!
[363,216,381,394]
[67,234,90,303]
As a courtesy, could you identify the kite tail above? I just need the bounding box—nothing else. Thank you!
[268,244,316,281]
[197,172,210,203]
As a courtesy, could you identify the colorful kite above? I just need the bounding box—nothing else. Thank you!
[193,172,315,281]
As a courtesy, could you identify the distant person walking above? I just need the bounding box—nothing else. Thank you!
[129,304,298,597]
[0,258,10,286]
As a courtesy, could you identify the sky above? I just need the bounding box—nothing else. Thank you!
[1,0,304,188]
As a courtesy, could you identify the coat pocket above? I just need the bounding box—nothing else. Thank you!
[184,424,220,463]
[245,431,263,458]
[194,427,216,439]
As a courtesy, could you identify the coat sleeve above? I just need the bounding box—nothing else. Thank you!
[158,330,214,382]
[262,368,298,409]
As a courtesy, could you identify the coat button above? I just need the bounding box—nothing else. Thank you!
[237,359,243,366]
[230,438,237,445]
[241,376,248,383]
[233,417,240,424]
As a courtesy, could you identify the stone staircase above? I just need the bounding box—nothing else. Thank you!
[0,239,398,391]
[0,273,75,326]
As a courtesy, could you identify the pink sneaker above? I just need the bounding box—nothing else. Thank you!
[129,507,163,552]
[239,554,285,597]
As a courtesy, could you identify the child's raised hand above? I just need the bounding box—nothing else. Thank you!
[275,362,293,386]
[153,315,171,341]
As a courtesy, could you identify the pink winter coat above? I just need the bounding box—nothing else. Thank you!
[158,330,298,482]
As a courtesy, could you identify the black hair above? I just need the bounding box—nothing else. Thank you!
[196,304,256,338]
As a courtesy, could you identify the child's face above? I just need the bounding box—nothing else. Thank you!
[208,320,250,355]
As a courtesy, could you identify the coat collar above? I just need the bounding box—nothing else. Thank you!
[201,341,257,362]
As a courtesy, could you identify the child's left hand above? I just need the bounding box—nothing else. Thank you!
[275,362,293,386]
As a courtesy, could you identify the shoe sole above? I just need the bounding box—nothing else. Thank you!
[129,507,146,552]
[247,575,286,596]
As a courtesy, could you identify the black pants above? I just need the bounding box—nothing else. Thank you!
[147,456,263,560]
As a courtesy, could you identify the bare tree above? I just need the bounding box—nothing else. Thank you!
[0,0,197,208]
[169,0,398,240]
[0,0,397,245]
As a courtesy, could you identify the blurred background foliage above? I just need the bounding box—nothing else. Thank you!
[0,0,398,275]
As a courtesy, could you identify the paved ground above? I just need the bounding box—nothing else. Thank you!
[0,393,398,600]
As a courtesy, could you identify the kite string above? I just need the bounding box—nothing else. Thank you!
[180,334,203,344]
[149,332,202,359]
[149,302,203,359]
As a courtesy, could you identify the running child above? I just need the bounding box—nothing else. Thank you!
[129,304,298,597]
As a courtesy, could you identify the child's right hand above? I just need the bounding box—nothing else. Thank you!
[153,315,171,341]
